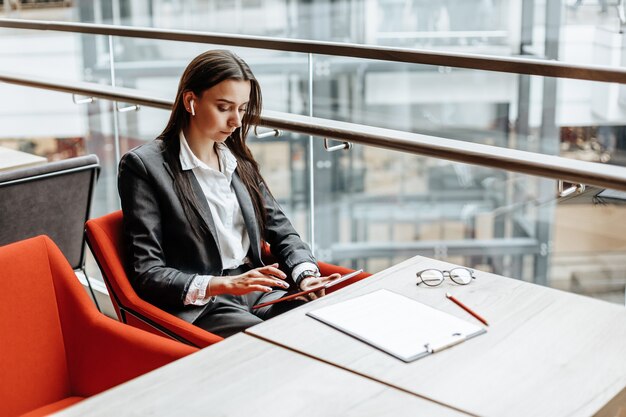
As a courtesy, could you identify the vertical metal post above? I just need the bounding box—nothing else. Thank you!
[112,0,121,25]
[310,1,340,262]
[508,0,536,280]
[517,0,534,141]
[308,53,315,255]
[108,35,121,169]
[534,0,562,286]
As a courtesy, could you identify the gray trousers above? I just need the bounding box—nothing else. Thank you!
[192,265,306,338]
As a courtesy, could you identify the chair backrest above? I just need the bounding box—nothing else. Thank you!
[85,210,223,347]
[84,210,127,321]
[1,235,198,416]
[0,155,100,270]
[0,236,74,416]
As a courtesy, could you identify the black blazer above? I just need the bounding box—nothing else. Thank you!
[118,139,316,323]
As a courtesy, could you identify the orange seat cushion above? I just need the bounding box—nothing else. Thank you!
[0,237,71,416]
[1,236,197,417]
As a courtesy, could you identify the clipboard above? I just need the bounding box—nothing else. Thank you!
[306,289,487,362]
[252,269,363,309]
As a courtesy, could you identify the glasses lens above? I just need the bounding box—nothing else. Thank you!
[419,269,444,286]
[449,268,473,285]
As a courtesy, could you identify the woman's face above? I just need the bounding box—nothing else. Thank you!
[185,79,251,142]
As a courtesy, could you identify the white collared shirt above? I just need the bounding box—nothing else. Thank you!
[179,131,317,306]
[179,131,250,270]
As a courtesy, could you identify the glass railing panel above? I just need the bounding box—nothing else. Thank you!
[116,104,169,153]
[552,185,626,304]
[0,85,83,157]
[311,53,626,167]
[310,54,516,147]
[75,98,119,220]
[310,139,626,305]
[249,132,311,241]
[106,37,210,99]
[0,2,526,58]
[0,27,109,85]
[0,85,118,308]
[0,86,116,206]
[5,1,621,66]
[370,0,511,50]
[106,37,309,116]
[78,96,123,310]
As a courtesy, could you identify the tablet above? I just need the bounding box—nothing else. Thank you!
[252,269,363,309]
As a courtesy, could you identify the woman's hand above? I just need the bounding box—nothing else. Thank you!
[299,273,341,300]
[211,263,290,296]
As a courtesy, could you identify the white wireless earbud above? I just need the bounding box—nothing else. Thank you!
[190,99,196,116]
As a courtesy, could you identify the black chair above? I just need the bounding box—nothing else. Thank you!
[0,154,101,309]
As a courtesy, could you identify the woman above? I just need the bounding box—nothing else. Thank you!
[118,50,339,338]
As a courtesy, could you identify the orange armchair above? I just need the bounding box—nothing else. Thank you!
[0,236,196,417]
[85,211,224,348]
[85,210,371,348]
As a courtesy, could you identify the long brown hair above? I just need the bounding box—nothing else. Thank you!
[158,50,267,239]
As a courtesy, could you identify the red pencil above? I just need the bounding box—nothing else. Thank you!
[445,292,489,326]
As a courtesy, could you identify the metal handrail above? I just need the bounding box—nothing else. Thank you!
[1,18,625,84]
[261,110,626,192]
[0,72,172,109]
[2,70,626,192]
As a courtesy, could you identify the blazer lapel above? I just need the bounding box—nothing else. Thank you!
[163,161,221,253]
[232,171,262,264]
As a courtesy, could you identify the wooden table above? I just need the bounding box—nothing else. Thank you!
[0,146,46,171]
[246,256,626,417]
[53,333,466,417]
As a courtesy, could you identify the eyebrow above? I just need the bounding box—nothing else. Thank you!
[216,99,248,106]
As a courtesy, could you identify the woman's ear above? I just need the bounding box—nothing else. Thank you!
[183,92,195,116]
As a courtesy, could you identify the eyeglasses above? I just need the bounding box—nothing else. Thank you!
[416,268,475,287]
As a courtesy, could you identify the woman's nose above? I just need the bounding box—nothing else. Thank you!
[229,111,242,128]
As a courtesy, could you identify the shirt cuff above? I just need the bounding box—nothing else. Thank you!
[184,274,217,306]
[292,262,319,285]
